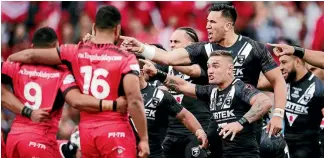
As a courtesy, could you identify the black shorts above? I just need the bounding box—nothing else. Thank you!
[162,135,208,158]
[287,142,321,158]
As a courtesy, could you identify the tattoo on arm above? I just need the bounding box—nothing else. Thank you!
[164,78,181,92]
[244,99,271,123]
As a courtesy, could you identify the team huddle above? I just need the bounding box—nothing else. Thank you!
[2,3,324,158]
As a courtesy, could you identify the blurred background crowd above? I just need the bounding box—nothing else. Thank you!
[1,1,324,140]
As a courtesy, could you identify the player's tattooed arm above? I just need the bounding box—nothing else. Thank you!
[172,64,202,78]
[140,59,197,98]
[244,93,272,123]
[8,48,62,65]
[163,75,197,98]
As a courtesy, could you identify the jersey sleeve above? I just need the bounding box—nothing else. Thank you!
[1,61,20,84]
[59,69,78,97]
[121,54,140,76]
[236,80,260,105]
[252,41,278,73]
[184,42,208,64]
[58,44,78,63]
[159,89,184,117]
[195,84,214,102]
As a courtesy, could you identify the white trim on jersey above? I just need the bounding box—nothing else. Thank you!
[308,74,315,81]
[297,82,316,105]
[234,43,253,67]
[233,42,247,64]
[59,142,68,158]
[221,86,236,109]
[204,43,213,57]
[210,88,218,111]
[287,84,291,100]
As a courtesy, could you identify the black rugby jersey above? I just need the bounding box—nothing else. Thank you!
[141,83,184,157]
[196,79,261,157]
[185,35,278,87]
[284,72,324,144]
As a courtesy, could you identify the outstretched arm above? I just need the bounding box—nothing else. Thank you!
[120,36,192,66]
[172,64,203,78]
[8,48,62,65]
[269,43,324,69]
[140,59,197,98]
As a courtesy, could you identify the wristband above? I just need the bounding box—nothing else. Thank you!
[293,46,305,59]
[273,112,284,119]
[274,108,284,113]
[21,106,33,118]
[113,101,117,112]
[238,117,249,127]
[99,100,103,112]
[155,69,167,83]
[141,44,156,60]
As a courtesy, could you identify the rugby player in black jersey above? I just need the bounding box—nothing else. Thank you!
[279,54,324,158]
[137,56,208,158]
[140,50,272,158]
[121,4,286,138]
[152,27,211,158]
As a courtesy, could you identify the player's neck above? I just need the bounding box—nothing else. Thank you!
[294,67,308,82]
[217,31,238,47]
[217,77,234,91]
[93,32,116,44]
[140,79,148,89]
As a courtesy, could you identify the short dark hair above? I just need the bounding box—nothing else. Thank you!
[176,27,199,42]
[209,50,234,62]
[95,5,121,29]
[209,4,237,24]
[32,27,57,48]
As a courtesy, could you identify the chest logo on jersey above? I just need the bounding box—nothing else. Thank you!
[291,87,302,98]
[237,55,245,64]
[285,112,298,126]
[285,101,309,114]
[151,98,160,107]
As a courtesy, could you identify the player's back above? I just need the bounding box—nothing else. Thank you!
[2,62,73,135]
[59,42,140,125]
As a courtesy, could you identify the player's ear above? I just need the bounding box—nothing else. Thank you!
[115,24,121,37]
[229,64,234,75]
[224,21,232,31]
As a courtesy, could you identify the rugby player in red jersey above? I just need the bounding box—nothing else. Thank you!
[2,27,128,158]
[8,5,149,158]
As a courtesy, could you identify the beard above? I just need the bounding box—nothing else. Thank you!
[286,70,297,83]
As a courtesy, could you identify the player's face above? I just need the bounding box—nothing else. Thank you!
[207,56,232,85]
[170,30,193,50]
[306,63,324,81]
[206,11,227,43]
[279,55,297,82]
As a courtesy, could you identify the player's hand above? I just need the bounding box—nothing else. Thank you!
[219,122,243,141]
[116,96,128,113]
[137,139,150,158]
[196,129,208,149]
[82,23,95,43]
[267,43,295,57]
[120,36,143,53]
[139,59,158,77]
[266,116,283,138]
[30,109,50,123]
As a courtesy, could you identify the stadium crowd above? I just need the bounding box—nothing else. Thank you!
[1,1,324,158]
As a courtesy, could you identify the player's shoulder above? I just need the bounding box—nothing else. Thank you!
[187,41,209,48]
[234,79,256,92]
[312,75,324,95]
[241,35,267,50]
